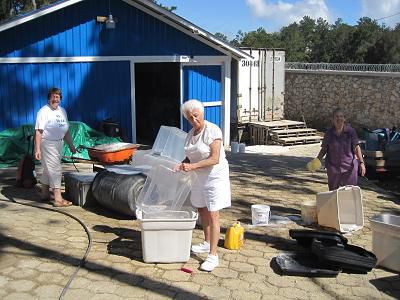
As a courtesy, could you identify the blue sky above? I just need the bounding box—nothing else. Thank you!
[160,0,400,38]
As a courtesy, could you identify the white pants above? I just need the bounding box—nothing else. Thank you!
[190,166,231,212]
[40,139,63,188]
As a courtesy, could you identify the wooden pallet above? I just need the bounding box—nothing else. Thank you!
[249,120,306,131]
[271,128,317,138]
[275,136,323,146]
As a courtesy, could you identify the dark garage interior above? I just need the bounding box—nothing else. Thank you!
[134,62,181,145]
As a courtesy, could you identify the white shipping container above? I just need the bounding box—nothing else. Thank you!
[237,48,285,122]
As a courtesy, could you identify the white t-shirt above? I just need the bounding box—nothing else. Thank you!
[35,105,69,140]
[184,120,228,176]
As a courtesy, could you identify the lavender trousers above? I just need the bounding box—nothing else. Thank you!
[327,162,359,191]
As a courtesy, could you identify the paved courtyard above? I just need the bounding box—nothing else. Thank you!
[0,144,399,299]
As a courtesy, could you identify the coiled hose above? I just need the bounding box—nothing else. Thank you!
[2,196,92,300]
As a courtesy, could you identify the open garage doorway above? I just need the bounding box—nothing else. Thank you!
[135,63,181,145]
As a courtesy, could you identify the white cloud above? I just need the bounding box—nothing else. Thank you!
[361,0,400,26]
[245,0,330,31]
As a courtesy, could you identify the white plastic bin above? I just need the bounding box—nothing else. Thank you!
[316,186,364,233]
[136,209,198,263]
[370,214,400,272]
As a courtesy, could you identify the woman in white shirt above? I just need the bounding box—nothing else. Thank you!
[176,99,231,272]
[34,88,76,207]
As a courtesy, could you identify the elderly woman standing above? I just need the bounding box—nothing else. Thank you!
[34,88,76,207]
[316,108,366,191]
[176,99,231,272]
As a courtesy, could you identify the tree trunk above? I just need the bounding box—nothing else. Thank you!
[31,0,37,10]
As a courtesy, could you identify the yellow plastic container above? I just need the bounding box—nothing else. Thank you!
[224,222,245,250]
[307,158,321,172]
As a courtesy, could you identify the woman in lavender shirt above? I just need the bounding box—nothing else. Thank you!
[317,108,366,191]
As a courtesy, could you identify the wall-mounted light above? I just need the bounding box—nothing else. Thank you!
[106,14,116,29]
[96,0,116,29]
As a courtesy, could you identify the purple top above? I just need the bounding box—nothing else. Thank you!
[322,125,359,174]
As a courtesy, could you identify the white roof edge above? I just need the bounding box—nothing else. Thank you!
[0,0,252,60]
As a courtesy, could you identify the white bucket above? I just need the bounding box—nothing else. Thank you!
[239,143,246,153]
[251,204,271,226]
[301,200,317,225]
[231,142,239,153]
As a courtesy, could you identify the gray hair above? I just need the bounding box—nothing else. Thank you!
[181,99,204,119]
[332,108,344,117]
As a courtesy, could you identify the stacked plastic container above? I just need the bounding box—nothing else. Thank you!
[133,126,198,263]
[131,126,187,169]
[136,165,197,263]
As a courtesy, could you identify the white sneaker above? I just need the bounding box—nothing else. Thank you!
[200,254,219,272]
[191,241,210,253]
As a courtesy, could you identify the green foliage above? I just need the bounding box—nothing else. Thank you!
[224,15,400,63]
[152,0,176,12]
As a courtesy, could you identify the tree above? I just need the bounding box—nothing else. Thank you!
[350,17,383,63]
[152,0,176,12]
[214,32,229,43]
[280,23,309,62]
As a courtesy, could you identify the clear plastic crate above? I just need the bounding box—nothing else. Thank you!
[136,165,194,213]
[151,126,187,162]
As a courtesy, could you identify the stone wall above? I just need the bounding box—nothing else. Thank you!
[284,70,400,132]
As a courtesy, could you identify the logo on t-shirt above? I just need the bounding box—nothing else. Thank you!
[55,114,66,128]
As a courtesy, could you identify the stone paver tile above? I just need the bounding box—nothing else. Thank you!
[229,261,255,273]
[295,278,327,292]
[64,288,94,300]
[221,278,250,290]
[170,281,201,294]
[175,292,204,300]
[155,263,183,270]
[36,272,66,284]
[248,256,268,267]
[17,260,41,269]
[36,262,64,272]
[140,278,167,290]
[161,270,191,282]
[34,284,63,298]
[249,282,278,295]
[113,285,147,298]
[0,275,9,287]
[223,253,248,262]
[266,274,296,287]
[9,268,39,279]
[191,273,220,286]
[90,293,122,300]
[238,249,264,257]
[351,286,383,299]
[212,267,238,279]
[231,289,262,300]
[145,289,177,300]
[336,273,367,286]
[112,273,143,286]
[278,287,309,299]
[88,280,118,294]
[68,276,92,289]
[239,272,266,284]
[7,279,36,292]
[4,293,36,300]
[200,286,231,299]
[110,262,134,273]
[321,284,352,299]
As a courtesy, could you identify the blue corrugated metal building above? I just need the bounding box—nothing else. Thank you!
[0,0,251,145]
